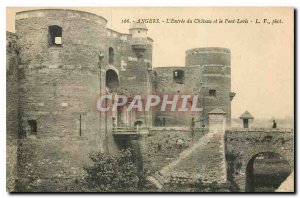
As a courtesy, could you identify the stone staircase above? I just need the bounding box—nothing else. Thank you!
[147,129,227,188]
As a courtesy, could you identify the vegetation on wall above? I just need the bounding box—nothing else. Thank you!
[84,149,139,192]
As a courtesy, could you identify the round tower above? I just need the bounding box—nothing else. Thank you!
[129,23,148,57]
[185,47,232,127]
[16,9,108,68]
[16,9,108,137]
[15,9,109,190]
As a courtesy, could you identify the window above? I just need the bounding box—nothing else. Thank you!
[209,89,216,97]
[173,70,184,84]
[48,25,62,46]
[162,118,166,126]
[28,120,37,135]
[109,47,114,64]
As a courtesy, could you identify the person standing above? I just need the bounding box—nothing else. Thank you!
[272,120,277,128]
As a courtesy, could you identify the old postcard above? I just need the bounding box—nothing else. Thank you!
[6,7,294,192]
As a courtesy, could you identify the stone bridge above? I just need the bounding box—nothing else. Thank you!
[225,128,294,192]
[146,112,294,192]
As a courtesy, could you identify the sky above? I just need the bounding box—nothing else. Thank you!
[6,7,294,119]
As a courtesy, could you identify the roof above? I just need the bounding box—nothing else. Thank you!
[129,22,148,30]
[208,108,226,114]
[239,111,254,119]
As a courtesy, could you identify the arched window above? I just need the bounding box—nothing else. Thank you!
[109,47,114,64]
[48,25,62,46]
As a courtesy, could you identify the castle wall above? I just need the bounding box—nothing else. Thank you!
[6,32,19,140]
[16,9,107,68]
[11,9,154,191]
[106,29,153,127]
[185,47,231,67]
[152,67,200,127]
[225,129,294,191]
[16,9,109,138]
[14,9,113,191]
[140,127,205,173]
[153,67,187,94]
[105,28,153,96]
[7,9,236,192]
[6,31,19,192]
[152,48,232,127]
[185,48,232,126]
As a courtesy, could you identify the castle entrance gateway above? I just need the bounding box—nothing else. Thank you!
[105,69,123,127]
[106,69,119,93]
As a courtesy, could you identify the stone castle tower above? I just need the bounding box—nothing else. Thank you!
[153,47,235,128]
[7,9,234,191]
[7,9,153,191]
[14,8,153,145]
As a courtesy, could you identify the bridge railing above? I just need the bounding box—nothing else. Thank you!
[229,128,294,133]
[112,126,150,135]
[112,126,138,135]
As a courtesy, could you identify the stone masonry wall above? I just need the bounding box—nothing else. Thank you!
[14,9,109,191]
[139,127,205,173]
[152,67,200,127]
[16,9,107,68]
[106,30,153,127]
[6,31,19,192]
[153,47,232,128]
[225,129,294,191]
[186,48,232,126]
[12,9,154,191]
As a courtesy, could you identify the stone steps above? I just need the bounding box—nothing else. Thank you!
[147,130,228,188]
[160,131,219,176]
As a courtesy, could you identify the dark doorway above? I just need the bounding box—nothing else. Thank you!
[245,152,291,192]
[243,119,249,128]
[106,69,119,93]
[162,118,166,126]
[28,120,37,135]
[154,117,162,126]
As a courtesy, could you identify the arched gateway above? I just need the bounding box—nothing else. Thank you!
[225,129,294,192]
[245,152,291,192]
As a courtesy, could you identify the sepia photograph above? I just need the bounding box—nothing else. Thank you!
[6,7,294,193]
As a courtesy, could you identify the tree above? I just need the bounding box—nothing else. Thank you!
[84,149,139,192]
